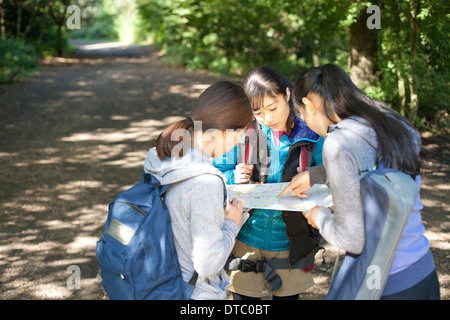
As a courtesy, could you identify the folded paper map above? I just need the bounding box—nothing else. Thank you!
[227,183,333,212]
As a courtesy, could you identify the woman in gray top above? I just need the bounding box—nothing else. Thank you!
[281,64,439,299]
[145,81,252,299]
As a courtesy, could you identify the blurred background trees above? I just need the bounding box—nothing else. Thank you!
[135,0,449,130]
[0,0,448,131]
[0,0,121,83]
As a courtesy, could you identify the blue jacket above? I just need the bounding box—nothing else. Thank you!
[213,116,323,254]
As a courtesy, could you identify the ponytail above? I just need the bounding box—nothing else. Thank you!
[155,118,193,160]
[155,81,252,160]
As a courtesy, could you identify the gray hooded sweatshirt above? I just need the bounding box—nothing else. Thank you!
[314,116,433,295]
[143,147,238,300]
[314,116,427,261]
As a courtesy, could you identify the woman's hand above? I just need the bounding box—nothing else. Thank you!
[225,199,244,226]
[234,163,253,184]
[303,206,321,229]
[278,168,310,197]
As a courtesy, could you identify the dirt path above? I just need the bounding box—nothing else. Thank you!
[0,42,448,300]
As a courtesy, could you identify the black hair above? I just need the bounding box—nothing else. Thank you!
[293,63,420,178]
[243,66,297,132]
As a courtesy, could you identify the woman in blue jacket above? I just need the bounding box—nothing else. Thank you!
[213,66,324,300]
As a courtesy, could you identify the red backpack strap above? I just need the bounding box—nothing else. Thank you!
[299,145,309,172]
[298,143,315,172]
[237,123,254,164]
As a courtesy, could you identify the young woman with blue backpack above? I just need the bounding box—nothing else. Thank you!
[96,81,252,300]
[213,66,324,300]
[143,81,253,299]
[282,63,440,300]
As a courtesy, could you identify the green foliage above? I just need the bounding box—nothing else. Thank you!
[0,0,447,128]
[69,6,118,40]
[135,0,352,77]
[136,0,322,76]
[33,25,70,56]
[0,37,39,84]
[136,0,449,129]
[371,0,449,127]
[69,0,138,42]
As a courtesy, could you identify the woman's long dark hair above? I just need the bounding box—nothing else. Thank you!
[293,63,420,178]
[156,81,252,160]
[243,66,297,132]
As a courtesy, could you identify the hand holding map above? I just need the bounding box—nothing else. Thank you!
[227,183,333,212]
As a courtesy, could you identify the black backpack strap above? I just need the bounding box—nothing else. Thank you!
[306,143,314,168]
[188,271,198,286]
[141,172,152,183]
[237,120,270,183]
[224,247,324,292]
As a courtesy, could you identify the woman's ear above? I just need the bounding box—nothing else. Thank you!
[286,87,291,101]
[302,97,317,115]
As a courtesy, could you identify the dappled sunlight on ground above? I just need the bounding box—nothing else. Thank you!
[0,42,237,299]
[60,116,184,145]
[169,83,211,98]
[0,42,448,300]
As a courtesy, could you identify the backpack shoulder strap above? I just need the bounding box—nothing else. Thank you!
[142,171,227,205]
[298,144,312,173]
[306,142,314,168]
[142,172,173,195]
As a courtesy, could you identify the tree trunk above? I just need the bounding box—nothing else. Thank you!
[349,5,379,88]
[407,72,419,123]
[57,24,63,56]
[392,0,406,116]
[309,32,320,67]
[397,69,407,116]
[22,4,39,39]
[16,0,23,37]
[406,0,420,123]
[0,0,5,40]
[48,1,71,57]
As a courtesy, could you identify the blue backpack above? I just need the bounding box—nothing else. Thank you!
[326,128,419,300]
[96,173,198,300]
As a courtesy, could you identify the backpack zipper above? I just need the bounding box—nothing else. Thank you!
[121,202,147,216]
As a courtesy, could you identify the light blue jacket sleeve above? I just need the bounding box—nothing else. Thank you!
[212,145,239,185]
[311,136,324,166]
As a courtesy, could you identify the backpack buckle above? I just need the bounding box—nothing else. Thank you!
[240,260,265,273]
[240,260,255,272]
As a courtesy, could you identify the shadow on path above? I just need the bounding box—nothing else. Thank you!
[0,41,448,300]
[0,41,233,299]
